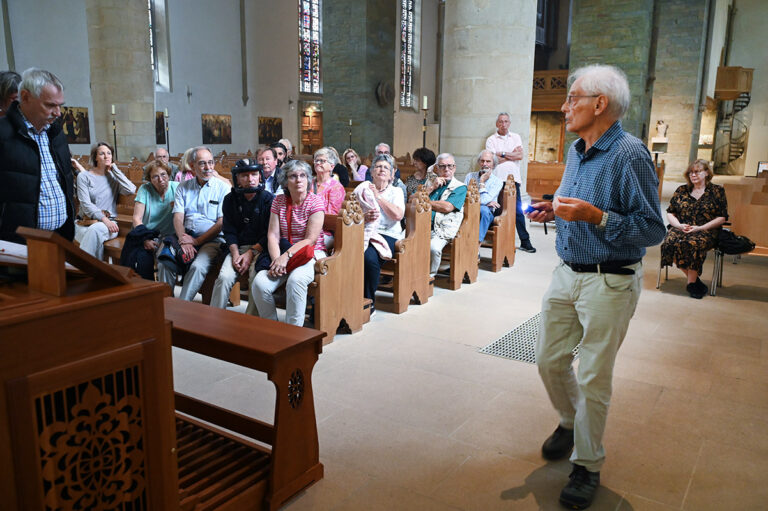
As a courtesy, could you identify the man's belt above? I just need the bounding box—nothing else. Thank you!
[562,259,641,275]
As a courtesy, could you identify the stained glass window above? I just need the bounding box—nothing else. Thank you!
[400,0,415,108]
[148,0,156,74]
[299,0,322,94]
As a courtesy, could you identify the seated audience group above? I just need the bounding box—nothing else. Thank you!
[64,137,537,329]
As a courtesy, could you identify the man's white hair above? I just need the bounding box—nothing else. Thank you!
[477,149,498,167]
[436,152,454,165]
[19,68,63,99]
[569,64,630,119]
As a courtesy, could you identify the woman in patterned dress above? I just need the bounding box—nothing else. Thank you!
[660,159,727,299]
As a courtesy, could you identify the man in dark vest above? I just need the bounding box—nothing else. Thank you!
[0,68,74,244]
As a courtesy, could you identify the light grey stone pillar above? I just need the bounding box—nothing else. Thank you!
[439,0,536,188]
[85,0,154,161]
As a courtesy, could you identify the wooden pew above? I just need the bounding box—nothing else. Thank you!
[310,195,367,340]
[527,161,564,202]
[482,175,516,271]
[165,297,325,511]
[724,179,768,254]
[2,229,323,510]
[199,196,368,343]
[438,179,480,290]
[379,188,433,313]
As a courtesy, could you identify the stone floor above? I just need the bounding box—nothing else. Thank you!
[173,179,768,510]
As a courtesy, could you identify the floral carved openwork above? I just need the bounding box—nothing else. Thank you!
[36,370,146,509]
[287,369,304,409]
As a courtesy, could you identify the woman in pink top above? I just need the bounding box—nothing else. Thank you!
[250,160,326,326]
[174,148,196,182]
[343,148,368,182]
[313,147,346,250]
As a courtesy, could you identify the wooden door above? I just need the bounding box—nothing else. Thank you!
[301,110,323,155]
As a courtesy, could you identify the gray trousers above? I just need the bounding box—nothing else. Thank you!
[210,244,258,314]
[158,240,222,301]
[429,235,450,276]
[250,249,325,326]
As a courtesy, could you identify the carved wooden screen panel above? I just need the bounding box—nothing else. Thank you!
[7,344,153,510]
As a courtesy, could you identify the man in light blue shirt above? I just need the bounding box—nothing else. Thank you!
[527,64,665,510]
[464,150,503,242]
[158,146,229,300]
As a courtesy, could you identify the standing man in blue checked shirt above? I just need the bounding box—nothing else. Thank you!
[527,64,665,510]
[0,68,74,244]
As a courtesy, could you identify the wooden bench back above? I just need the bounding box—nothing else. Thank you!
[311,195,367,341]
[383,188,432,313]
[485,176,516,271]
[527,161,564,201]
[724,181,768,248]
[443,179,480,289]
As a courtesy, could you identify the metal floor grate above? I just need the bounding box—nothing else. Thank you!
[479,313,579,364]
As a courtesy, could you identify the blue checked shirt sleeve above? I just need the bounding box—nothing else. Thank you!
[603,156,666,248]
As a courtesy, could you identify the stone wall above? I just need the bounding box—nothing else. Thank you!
[648,0,708,178]
[322,0,396,156]
[569,0,655,142]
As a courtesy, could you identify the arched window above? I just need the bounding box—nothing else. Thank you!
[299,0,322,94]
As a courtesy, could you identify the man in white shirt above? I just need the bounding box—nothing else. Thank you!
[485,112,535,253]
[158,146,229,300]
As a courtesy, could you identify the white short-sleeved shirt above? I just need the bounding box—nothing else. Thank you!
[377,185,405,240]
[486,131,523,184]
[172,176,229,235]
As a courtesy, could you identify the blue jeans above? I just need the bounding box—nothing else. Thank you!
[363,235,398,305]
[479,205,495,241]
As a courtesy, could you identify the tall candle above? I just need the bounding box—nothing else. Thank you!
[164,108,168,117]
[349,119,352,126]
[422,96,428,110]
[111,104,115,115]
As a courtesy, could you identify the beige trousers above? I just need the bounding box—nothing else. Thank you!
[535,261,642,472]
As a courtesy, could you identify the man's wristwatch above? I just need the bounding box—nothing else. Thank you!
[250,246,260,256]
[501,152,506,158]
[286,249,294,259]
[598,211,609,230]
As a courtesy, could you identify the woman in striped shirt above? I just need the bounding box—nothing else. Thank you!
[250,160,326,326]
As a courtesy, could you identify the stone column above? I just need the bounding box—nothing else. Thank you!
[569,0,656,142]
[439,0,537,187]
[85,0,154,161]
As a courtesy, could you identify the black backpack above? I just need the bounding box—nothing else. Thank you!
[718,229,756,255]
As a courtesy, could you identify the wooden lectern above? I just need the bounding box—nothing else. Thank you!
[1,228,324,510]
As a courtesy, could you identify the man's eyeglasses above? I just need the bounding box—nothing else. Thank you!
[565,94,600,105]
[436,163,456,170]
